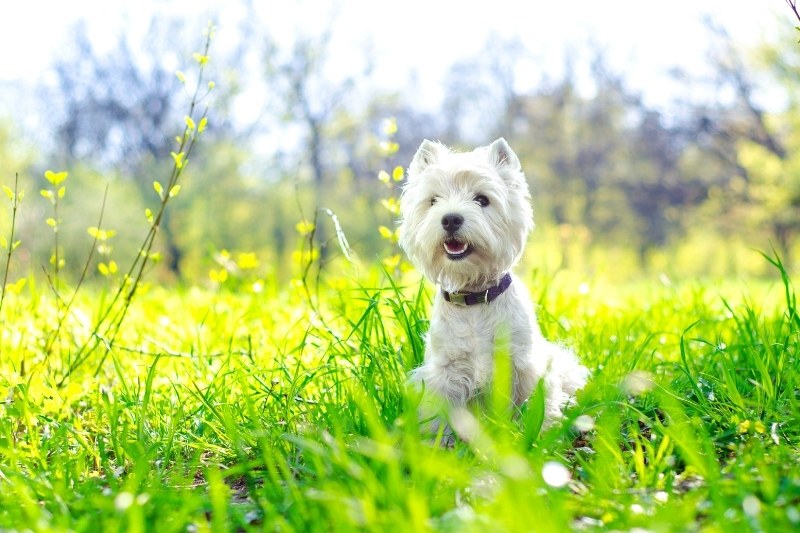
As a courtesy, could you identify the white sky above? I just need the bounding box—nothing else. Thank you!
[0,1,791,111]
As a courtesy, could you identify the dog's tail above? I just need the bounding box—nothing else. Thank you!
[535,341,590,422]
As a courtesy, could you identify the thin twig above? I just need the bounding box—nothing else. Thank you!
[57,24,216,386]
[44,185,109,356]
[0,173,21,316]
[787,0,800,23]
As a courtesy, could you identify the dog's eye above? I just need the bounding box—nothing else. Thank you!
[474,194,489,207]
[430,197,438,206]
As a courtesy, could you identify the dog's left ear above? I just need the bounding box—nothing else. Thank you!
[488,138,521,172]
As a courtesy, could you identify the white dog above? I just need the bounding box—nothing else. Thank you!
[398,138,588,431]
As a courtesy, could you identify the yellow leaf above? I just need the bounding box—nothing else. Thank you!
[153,181,164,197]
[193,53,209,65]
[88,227,115,241]
[175,70,186,83]
[378,225,395,241]
[185,115,196,130]
[295,220,315,236]
[237,252,259,270]
[57,186,66,198]
[392,166,404,181]
[378,170,390,184]
[108,260,118,274]
[2,185,13,200]
[169,185,181,198]
[44,170,68,185]
[40,189,54,199]
[98,263,110,276]
[198,117,208,133]
[382,254,401,270]
[209,268,228,283]
[5,278,26,294]
[46,218,57,227]
[380,141,399,155]
[380,197,400,215]
[382,118,398,135]
[171,151,185,169]
[145,208,154,223]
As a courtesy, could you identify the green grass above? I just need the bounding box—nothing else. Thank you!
[1,258,799,532]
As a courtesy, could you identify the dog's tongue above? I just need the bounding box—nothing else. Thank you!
[444,240,468,255]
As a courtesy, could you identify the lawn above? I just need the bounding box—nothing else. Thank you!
[0,256,799,532]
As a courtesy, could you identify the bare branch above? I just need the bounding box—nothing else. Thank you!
[787,0,800,23]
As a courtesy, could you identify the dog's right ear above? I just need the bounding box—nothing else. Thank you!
[408,140,443,178]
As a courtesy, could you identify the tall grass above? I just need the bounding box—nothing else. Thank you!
[0,249,798,531]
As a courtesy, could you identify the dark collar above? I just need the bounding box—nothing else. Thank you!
[442,273,513,306]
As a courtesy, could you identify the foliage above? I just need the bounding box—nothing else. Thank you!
[0,252,799,531]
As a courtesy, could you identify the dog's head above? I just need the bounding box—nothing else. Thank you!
[398,138,533,292]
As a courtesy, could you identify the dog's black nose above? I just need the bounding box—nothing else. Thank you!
[441,213,464,233]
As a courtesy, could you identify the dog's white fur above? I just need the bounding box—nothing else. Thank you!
[399,138,588,428]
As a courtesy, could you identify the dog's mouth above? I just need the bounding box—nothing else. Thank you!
[443,238,472,260]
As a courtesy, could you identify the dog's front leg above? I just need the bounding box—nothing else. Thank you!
[409,359,474,444]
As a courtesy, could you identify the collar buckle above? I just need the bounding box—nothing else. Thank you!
[448,291,468,306]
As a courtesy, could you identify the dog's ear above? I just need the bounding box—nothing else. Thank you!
[488,138,521,172]
[409,140,443,178]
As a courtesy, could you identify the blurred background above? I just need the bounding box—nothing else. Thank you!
[0,0,797,286]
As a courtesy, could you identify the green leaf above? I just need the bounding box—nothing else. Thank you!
[175,70,186,84]
[44,170,68,185]
[521,379,546,448]
[2,185,13,200]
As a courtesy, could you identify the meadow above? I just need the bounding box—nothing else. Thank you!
[2,18,800,533]
[0,250,798,532]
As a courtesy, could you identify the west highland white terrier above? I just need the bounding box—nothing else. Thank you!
[398,138,588,433]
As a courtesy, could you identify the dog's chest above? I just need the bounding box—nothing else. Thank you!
[426,292,531,373]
